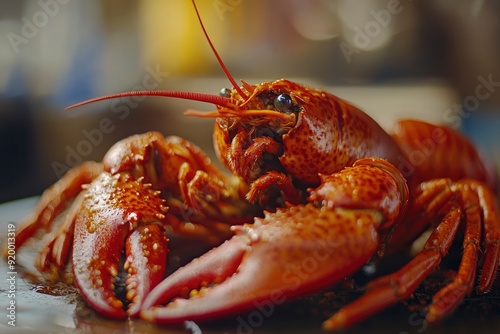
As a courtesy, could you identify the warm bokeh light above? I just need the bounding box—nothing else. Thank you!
[0,0,499,202]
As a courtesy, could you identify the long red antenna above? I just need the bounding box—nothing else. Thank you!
[65,90,237,110]
[191,0,249,100]
[66,1,249,111]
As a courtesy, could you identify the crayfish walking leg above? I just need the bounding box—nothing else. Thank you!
[323,179,500,329]
[4,161,102,279]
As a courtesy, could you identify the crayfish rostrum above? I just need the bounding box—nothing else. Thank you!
[3,1,500,331]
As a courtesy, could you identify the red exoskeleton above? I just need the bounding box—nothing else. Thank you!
[4,0,500,331]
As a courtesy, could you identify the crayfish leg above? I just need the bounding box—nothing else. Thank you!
[426,180,500,322]
[3,161,102,257]
[323,178,500,330]
[323,207,463,330]
[34,192,86,280]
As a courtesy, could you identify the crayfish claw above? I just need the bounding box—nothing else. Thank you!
[140,236,248,324]
[124,223,169,316]
[71,172,170,318]
[141,204,383,325]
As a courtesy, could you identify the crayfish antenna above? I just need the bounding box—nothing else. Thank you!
[190,0,249,101]
[66,1,250,111]
[65,91,237,110]
[185,108,291,121]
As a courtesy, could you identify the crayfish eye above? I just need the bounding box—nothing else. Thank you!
[274,93,293,112]
[220,88,232,97]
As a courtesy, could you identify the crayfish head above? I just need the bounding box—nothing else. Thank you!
[211,79,300,183]
[211,79,349,188]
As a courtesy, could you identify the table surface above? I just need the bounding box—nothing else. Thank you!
[1,197,500,334]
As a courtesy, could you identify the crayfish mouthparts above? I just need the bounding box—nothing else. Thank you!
[218,118,294,185]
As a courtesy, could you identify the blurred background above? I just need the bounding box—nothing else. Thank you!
[1,0,499,203]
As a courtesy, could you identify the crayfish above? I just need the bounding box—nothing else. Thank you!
[3,0,500,331]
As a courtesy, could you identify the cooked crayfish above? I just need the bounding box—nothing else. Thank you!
[4,0,500,331]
